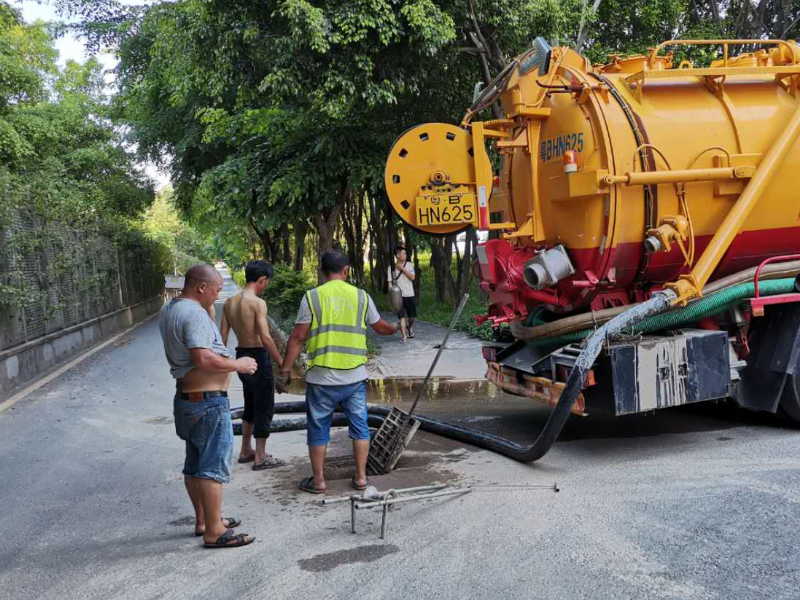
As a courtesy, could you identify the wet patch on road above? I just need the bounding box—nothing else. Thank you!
[298,544,399,572]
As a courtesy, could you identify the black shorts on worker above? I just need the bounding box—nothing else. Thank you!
[235,347,275,438]
[397,296,417,319]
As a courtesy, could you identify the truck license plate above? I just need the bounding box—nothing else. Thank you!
[415,193,476,227]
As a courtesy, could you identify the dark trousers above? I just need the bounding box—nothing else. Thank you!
[235,347,275,438]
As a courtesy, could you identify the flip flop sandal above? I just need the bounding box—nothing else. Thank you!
[194,516,242,536]
[298,476,326,494]
[237,455,255,463]
[252,456,286,471]
[203,528,255,549]
[351,477,368,491]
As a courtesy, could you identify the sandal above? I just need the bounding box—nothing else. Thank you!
[252,455,286,471]
[298,476,326,494]
[351,477,368,491]
[194,516,241,536]
[203,528,255,549]
[237,455,255,464]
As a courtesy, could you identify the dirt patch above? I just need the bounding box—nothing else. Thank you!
[242,429,472,507]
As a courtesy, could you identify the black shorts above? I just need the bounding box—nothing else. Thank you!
[235,347,274,438]
[398,296,417,319]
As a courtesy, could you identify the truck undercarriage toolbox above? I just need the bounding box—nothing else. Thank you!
[491,329,731,417]
[604,330,730,415]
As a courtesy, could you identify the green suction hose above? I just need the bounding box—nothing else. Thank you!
[529,278,798,348]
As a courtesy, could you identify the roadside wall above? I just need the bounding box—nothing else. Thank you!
[0,204,168,400]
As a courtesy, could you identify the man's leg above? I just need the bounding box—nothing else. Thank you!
[240,421,254,461]
[399,316,408,340]
[184,474,204,532]
[303,383,334,491]
[198,478,227,543]
[309,444,327,490]
[254,437,268,464]
[252,355,275,465]
[237,356,256,461]
[343,381,370,487]
[352,440,369,488]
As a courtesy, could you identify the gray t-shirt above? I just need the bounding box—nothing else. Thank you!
[159,298,231,379]
[296,292,381,385]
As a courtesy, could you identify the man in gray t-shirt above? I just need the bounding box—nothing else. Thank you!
[159,297,232,379]
[158,264,257,549]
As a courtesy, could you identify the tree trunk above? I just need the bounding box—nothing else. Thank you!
[279,223,291,265]
[367,191,399,293]
[312,194,344,283]
[293,221,308,272]
[457,227,478,294]
[430,236,456,304]
[250,219,273,262]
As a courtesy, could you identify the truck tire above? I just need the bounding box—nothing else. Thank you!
[779,374,800,423]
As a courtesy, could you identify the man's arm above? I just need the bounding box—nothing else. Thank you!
[280,323,310,378]
[397,261,415,281]
[190,348,256,374]
[371,319,398,336]
[364,293,397,336]
[220,306,230,346]
[256,301,283,365]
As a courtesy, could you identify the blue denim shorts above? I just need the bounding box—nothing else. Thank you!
[305,381,370,446]
[173,394,233,484]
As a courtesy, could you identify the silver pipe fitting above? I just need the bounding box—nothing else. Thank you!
[523,244,575,290]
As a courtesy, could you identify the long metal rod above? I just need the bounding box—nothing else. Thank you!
[408,293,470,415]
[321,483,448,505]
[354,488,471,510]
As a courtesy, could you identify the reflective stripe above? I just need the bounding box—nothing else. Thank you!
[309,288,323,325]
[356,288,365,328]
[308,345,368,359]
[309,323,366,336]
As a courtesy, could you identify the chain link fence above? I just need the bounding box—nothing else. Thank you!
[0,205,166,352]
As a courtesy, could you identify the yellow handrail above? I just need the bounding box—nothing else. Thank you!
[648,39,798,68]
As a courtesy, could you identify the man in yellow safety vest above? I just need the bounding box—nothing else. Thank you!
[280,250,398,494]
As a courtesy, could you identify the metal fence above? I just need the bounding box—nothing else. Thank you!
[0,206,165,352]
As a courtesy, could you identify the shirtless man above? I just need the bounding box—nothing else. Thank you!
[221,260,285,470]
[159,263,256,548]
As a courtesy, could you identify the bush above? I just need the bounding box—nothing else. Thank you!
[264,266,313,320]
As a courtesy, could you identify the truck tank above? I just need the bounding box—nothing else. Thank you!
[384,39,800,460]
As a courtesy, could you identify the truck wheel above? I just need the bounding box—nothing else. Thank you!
[779,374,800,423]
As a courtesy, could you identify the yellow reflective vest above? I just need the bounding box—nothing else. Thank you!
[305,279,368,370]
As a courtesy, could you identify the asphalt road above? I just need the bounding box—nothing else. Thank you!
[1,314,799,600]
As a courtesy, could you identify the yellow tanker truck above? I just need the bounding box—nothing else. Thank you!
[384,39,800,461]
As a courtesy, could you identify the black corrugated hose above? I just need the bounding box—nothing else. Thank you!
[233,291,676,462]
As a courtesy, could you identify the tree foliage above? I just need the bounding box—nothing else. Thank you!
[0,2,162,316]
[57,0,800,306]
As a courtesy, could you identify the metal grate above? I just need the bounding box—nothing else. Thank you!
[366,407,421,475]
